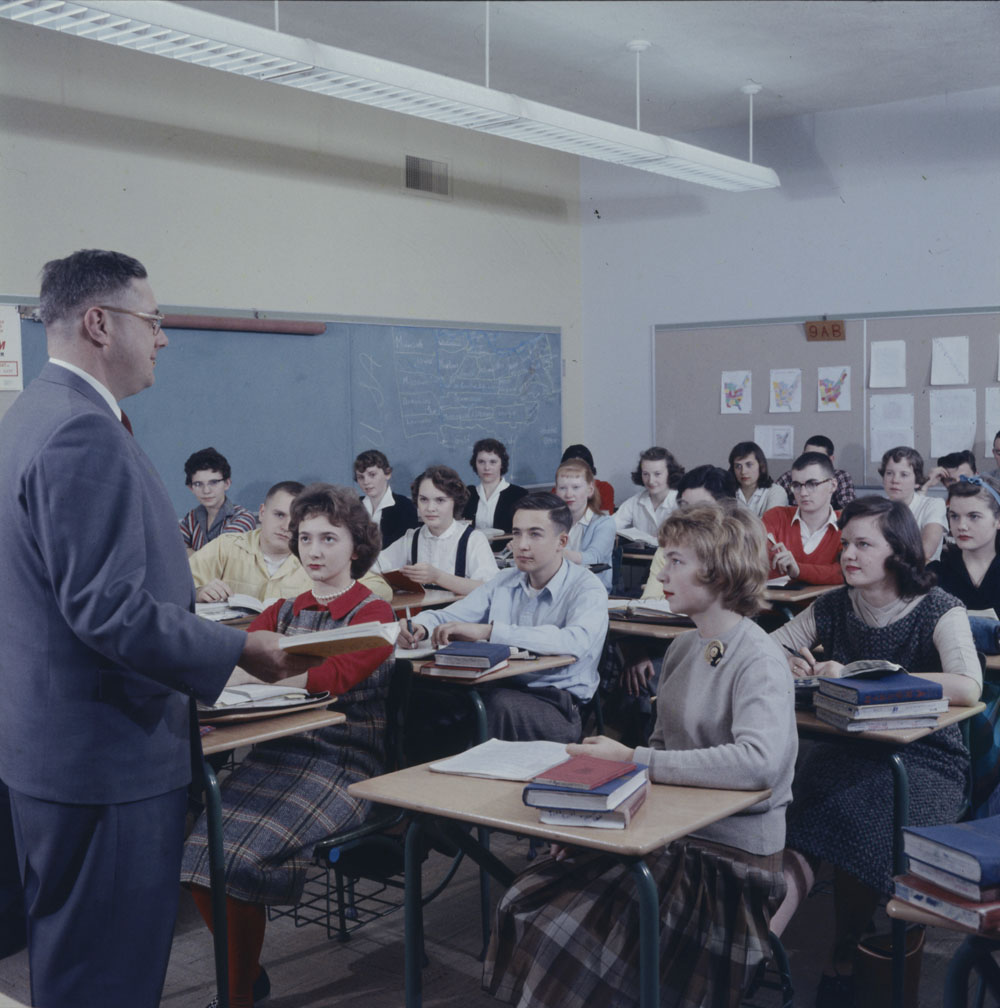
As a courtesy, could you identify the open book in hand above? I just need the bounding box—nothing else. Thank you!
[279,621,400,658]
[196,594,274,620]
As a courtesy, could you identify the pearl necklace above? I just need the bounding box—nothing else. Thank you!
[312,581,355,603]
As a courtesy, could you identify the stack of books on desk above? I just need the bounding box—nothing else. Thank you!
[420,642,513,678]
[894,815,1000,931]
[813,665,945,732]
[522,755,649,829]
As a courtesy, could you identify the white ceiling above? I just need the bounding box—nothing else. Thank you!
[175,0,1000,137]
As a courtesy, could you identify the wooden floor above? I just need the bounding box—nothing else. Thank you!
[0,832,979,1007]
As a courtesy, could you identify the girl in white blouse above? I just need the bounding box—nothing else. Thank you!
[727,440,788,517]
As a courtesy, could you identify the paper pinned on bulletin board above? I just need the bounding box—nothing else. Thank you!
[817,366,851,412]
[930,335,969,386]
[986,388,1000,459]
[0,305,23,392]
[720,371,752,414]
[769,369,801,413]
[930,389,977,458]
[869,394,914,463]
[754,425,795,459]
[869,341,906,388]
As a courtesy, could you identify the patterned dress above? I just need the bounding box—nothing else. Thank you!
[786,586,971,893]
[180,584,393,905]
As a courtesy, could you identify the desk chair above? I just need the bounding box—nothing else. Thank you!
[741,932,794,1008]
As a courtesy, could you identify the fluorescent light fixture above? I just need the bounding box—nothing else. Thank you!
[0,0,781,191]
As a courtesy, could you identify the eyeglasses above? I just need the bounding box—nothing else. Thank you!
[790,478,832,493]
[97,305,165,335]
[191,479,225,491]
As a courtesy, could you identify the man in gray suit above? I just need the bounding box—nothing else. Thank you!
[0,250,310,1008]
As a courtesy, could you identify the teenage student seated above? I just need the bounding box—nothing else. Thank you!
[398,493,609,744]
[921,448,977,491]
[353,449,418,548]
[484,503,797,1008]
[178,446,257,554]
[461,437,528,533]
[181,484,397,1008]
[613,445,683,537]
[190,480,392,603]
[770,497,980,1007]
[558,443,614,512]
[776,434,855,510]
[763,451,844,585]
[554,458,615,591]
[879,445,947,562]
[989,429,1000,481]
[728,440,787,517]
[374,464,498,595]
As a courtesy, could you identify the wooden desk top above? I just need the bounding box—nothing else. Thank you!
[796,702,985,746]
[608,618,692,641]
[985,654,1000,672]
[390,589,459,614]
[762,583,839,605]
[413,654,575,686]
[200,708,346,756]
[350,764,769,858]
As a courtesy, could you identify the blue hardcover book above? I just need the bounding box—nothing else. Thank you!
[523,765,649,811]
[903,815,1000,884]
[433,642,513,669]
[818,670,943,706]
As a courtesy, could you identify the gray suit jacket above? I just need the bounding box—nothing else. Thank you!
[0,363,245,804]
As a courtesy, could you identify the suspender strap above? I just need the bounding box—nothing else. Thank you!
[410,523,474,578]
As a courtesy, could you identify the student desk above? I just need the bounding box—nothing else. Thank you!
[763,582,838,622]
[796,703,986,1008]
[985,654,1000,672]
[195,707,346,1008]
[412,655,576,744]
[607,616,693,642]
[349,764,770,1008]
[886,899,1000,1008]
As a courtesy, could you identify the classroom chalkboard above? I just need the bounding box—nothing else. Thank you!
[18,317,562,517]
[653,309,1000,488]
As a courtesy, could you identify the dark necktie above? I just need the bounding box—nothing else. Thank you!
[121,411,133,435]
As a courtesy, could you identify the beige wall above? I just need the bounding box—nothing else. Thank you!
[0,21,582,426]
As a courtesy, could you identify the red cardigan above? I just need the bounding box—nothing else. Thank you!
[762,506,844,585]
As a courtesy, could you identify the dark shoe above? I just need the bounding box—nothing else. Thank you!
[815,970,855,1008]
[204,965,271,1007]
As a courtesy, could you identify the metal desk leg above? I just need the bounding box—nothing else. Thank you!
[944,935,1000,1008]
[630,858,659,1008]
[404,820,425,1008]
[890,752,910,1008]
[201,757,230,1008]
[465,689,491,953]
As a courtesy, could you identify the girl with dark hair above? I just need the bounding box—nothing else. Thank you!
[613,446,684,538]
[727,440,786,517]
[880,445,947,562]
[768,495,981,1006]
[374,464,498,595]
[181,484,396,1008]
[462,437,528,533]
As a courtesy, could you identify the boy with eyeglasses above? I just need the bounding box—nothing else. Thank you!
[762,451,845,585]
[178,445,257,554]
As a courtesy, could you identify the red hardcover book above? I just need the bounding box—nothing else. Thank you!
[893,874,1000,932]
[533,754,637,791]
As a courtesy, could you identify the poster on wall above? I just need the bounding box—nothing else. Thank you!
[769,369,801,413]
[720,371,752,414]
[869,340,906,388]
[930,335,969,386]
[817,366,851,412]
[0,306,23,392]
[869,394,914,462]
[929,389,977,458]
[985,387,1000,460]
[754,424,795,459]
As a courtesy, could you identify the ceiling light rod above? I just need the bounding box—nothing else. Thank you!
[272,0,278,33]
[626,40,650,132]
[0,0,779,190]
[741,81,762,163]
[484,0,489,89]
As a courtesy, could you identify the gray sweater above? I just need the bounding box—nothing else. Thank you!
[633,617,797,855]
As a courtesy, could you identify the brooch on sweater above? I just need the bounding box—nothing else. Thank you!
[704,640,725,667]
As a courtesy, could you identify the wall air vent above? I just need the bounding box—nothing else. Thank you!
[404,155,450,198]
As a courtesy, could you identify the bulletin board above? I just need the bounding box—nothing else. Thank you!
[654,309,1000,487]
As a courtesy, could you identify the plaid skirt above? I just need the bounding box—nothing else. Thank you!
[483,837,785,1008]
[180,721,382,905]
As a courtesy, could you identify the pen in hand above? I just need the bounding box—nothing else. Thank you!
[405,606,414,636]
